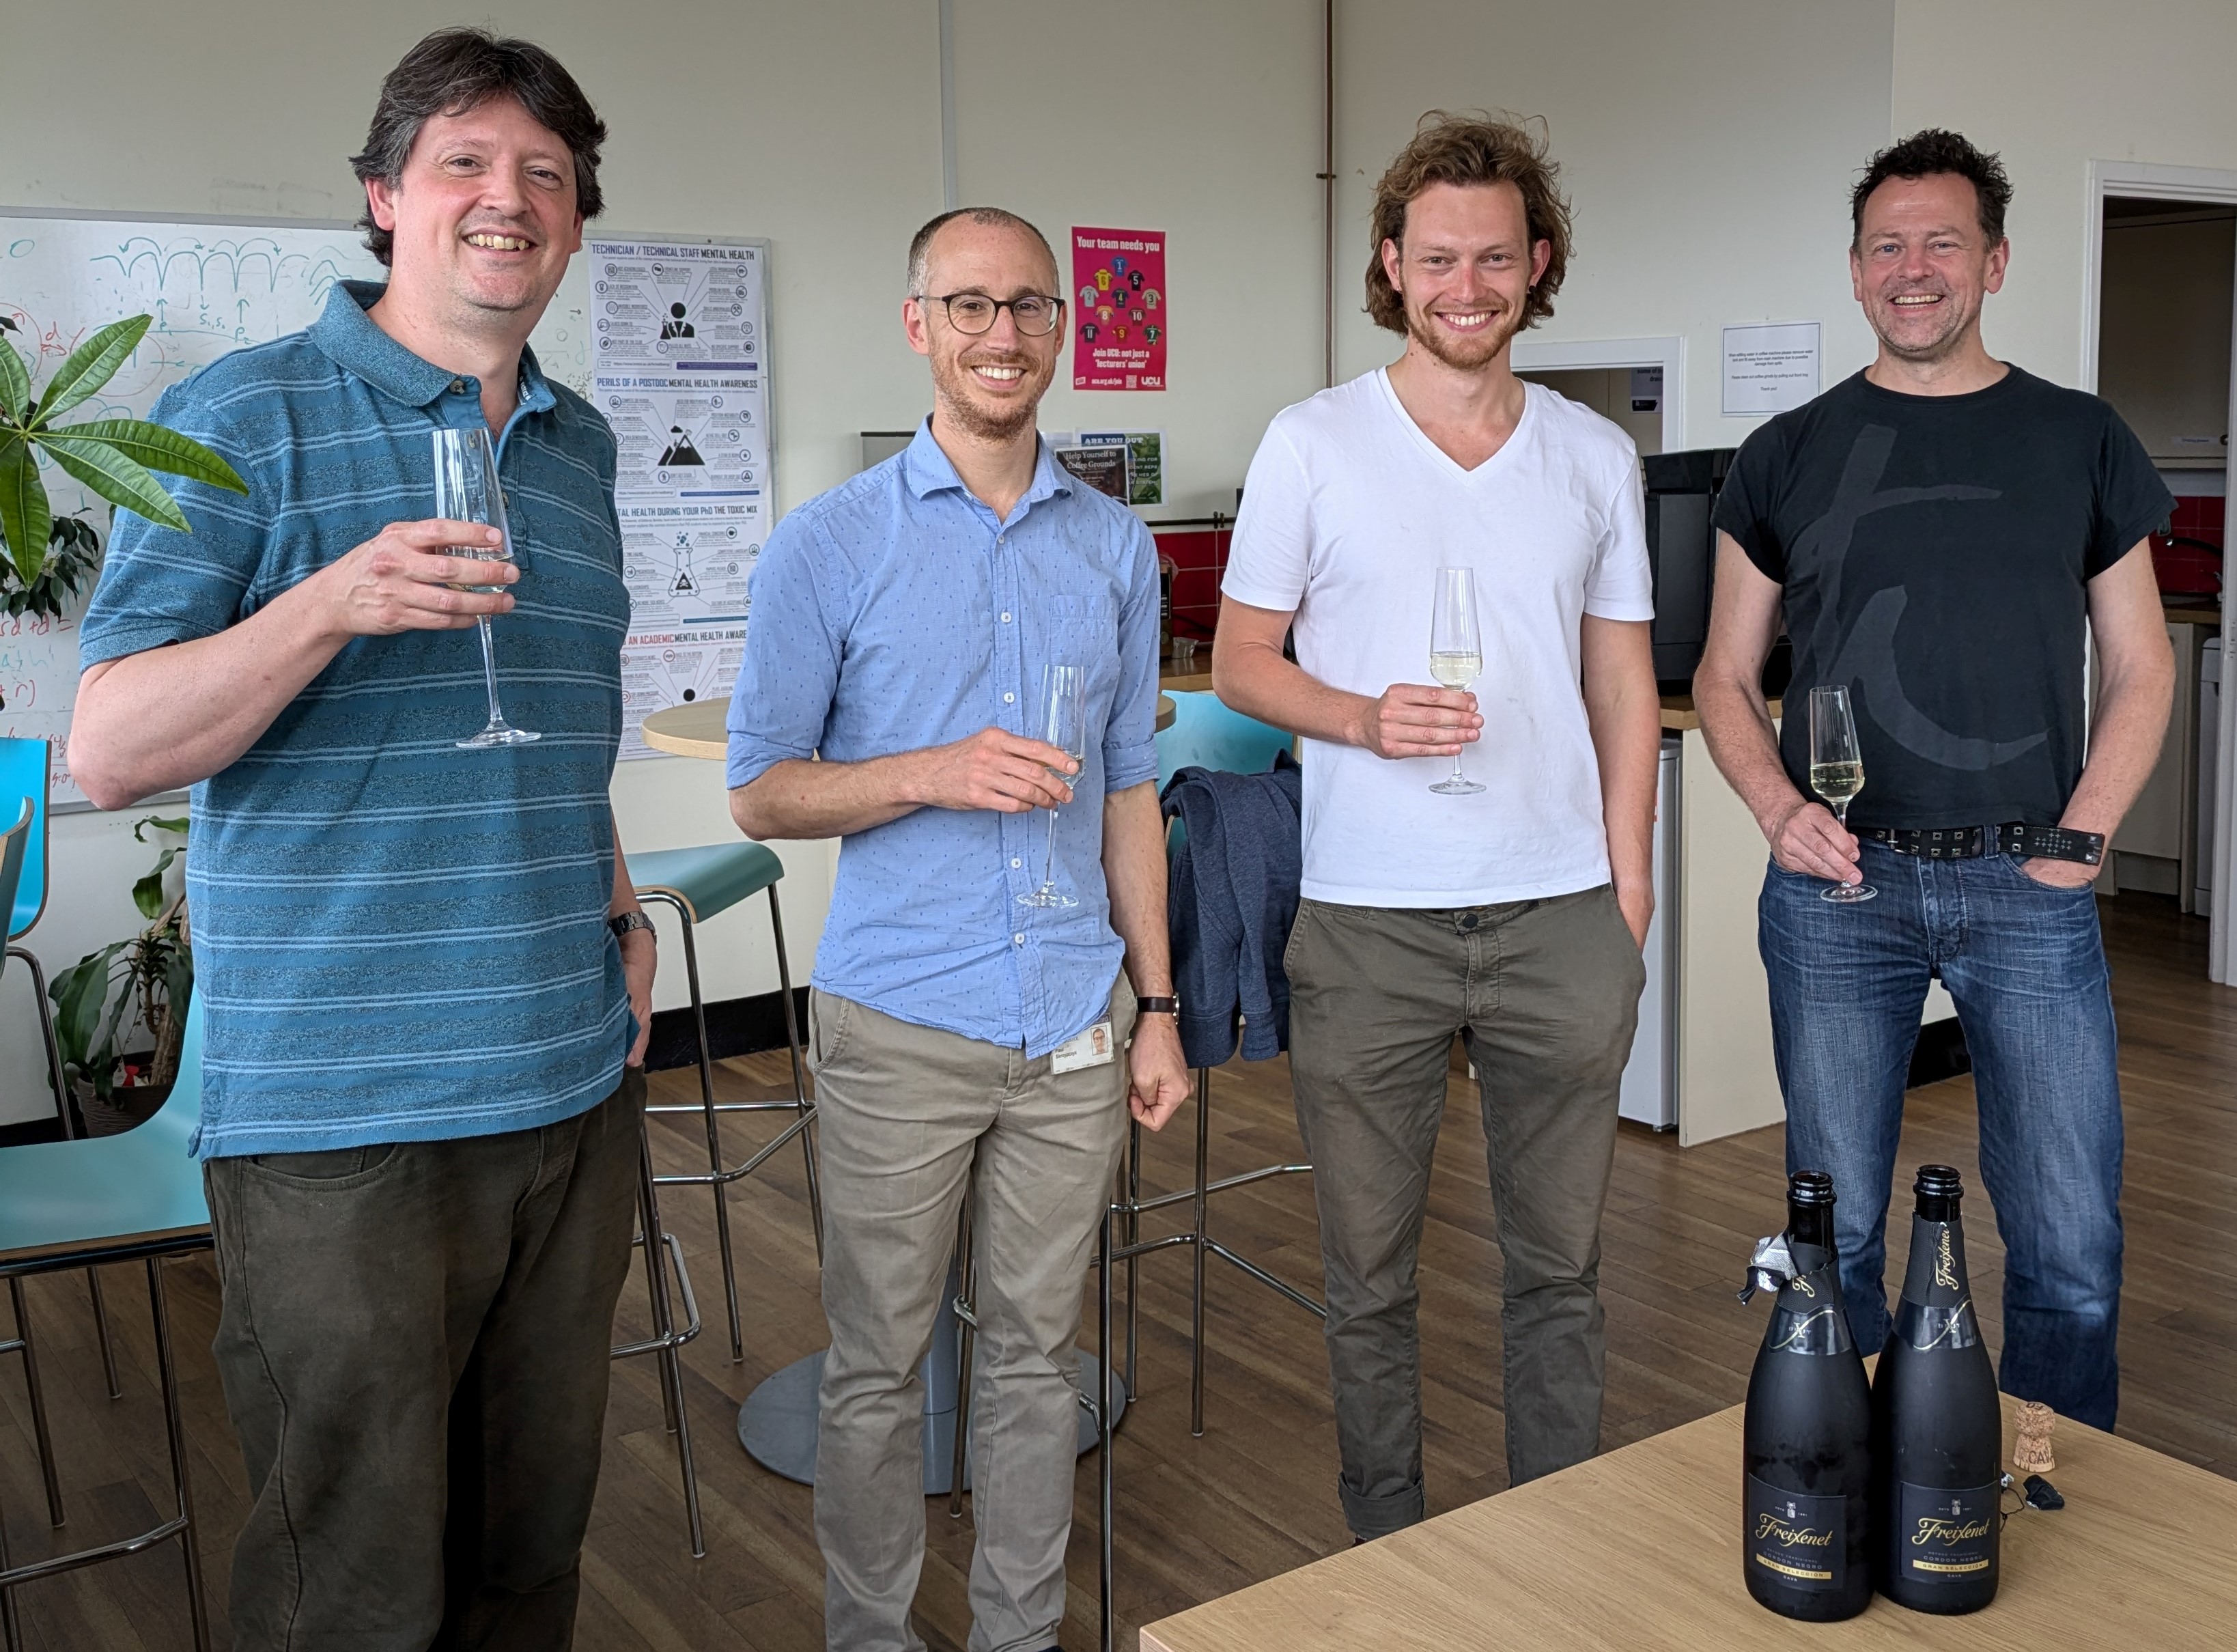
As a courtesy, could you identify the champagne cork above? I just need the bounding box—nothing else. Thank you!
[2012,1400,2057,1474]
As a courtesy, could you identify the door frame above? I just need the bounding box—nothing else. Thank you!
[2083,159,2237,985]
[1510,334,1687,453]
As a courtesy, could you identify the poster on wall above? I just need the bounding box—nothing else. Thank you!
[1071,227,1166,391]
[586,234,771,757]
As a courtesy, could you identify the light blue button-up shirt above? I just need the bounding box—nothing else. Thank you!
[728,421,1161,1055]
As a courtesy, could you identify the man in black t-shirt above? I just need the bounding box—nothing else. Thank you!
[1697,130,2174,1431]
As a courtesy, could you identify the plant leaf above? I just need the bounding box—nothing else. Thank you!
[0,334,29,421]
[55,418,247,494]
[29,315,150,428]
[34,432,188,532]
[0,437,54,584]
[132,848,180,920]
[135,814,190,841]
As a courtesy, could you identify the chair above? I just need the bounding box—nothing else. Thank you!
[1131,693,1323,1433]
[0,739,124,1403]
[0,992,213,1651]
[631,841,821,1363]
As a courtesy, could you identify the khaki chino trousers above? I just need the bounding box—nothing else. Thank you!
[1285,885,1644,1539]
[809,982,1133,1652]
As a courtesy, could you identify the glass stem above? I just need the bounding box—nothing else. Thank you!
[1450,751,1466,784]
[1042,807,1060,890]
[477,617,505,727]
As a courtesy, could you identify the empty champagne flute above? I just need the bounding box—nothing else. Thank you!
[1427,565,1485,796]
[1018,662,1086,909]
[432,426,539,749]
[1808,684,1876,904]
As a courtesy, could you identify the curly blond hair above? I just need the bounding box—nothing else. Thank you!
[1366,111,1572,334]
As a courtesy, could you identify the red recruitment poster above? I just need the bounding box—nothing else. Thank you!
[1071,227,1166,390]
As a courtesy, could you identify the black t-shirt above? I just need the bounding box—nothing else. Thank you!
[1713,367,2171,828]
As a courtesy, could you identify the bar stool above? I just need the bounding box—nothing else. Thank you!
[0,989,213,1652]
[610,1103,707,1558]
[630,841,821,1362]
[1132,692,1324,1433]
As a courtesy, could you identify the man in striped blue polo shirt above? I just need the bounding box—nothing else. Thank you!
[70,31,651,1648]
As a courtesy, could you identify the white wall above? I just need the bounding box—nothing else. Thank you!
[1332,0,1896,452]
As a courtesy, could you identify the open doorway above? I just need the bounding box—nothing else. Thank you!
[2086,167,2237,985]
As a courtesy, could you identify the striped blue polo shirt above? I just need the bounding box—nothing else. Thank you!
[80,281,633,1159]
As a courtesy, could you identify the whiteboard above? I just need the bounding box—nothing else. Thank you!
[0,208,597,808]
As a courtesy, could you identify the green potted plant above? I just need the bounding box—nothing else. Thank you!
[50,815,191,1134]
[0,311,247,617]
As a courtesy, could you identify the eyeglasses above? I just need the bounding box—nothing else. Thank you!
[916,291,1066,336]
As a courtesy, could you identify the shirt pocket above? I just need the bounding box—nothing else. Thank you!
[1047,591,1121,733]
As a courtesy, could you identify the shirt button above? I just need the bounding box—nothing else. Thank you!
[1013,932,1025,945]
[451,378,466,393]
[1003,691,1015,703]
[1011,858,1022,869]
[1000,612,1012,623]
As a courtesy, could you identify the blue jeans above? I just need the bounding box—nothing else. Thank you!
[1758,841,2123,1429]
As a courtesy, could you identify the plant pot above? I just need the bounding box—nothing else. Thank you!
[74,1077,171,1138]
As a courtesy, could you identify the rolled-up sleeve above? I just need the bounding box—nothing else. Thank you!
[727,514,845,791]
[1101,516,1159,793]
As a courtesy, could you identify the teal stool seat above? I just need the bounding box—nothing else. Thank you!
[1154,690,1293,793]
[629,841,784,923]
[0,997,212,1648]
[632,839,819,1369]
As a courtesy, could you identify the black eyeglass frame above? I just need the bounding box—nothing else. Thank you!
[914,291,1069,337]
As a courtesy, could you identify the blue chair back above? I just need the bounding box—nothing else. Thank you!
[1155,691,1293,794]
[0,738,51,940]
[0,798,31,970]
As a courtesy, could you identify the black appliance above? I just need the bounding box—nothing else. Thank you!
[1642,447,1790,697]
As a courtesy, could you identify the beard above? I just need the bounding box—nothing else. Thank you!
[1869,286,1979,363]
[929,348,1052,444]
[1403,297,1526,372]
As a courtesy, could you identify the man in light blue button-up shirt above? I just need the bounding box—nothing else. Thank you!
[730,207,1189,1652]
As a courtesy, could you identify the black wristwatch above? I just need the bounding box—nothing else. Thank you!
[610,910,656,942]
[1136,996,1179,1016]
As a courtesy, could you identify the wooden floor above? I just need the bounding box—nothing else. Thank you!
[3,893,2231,1649]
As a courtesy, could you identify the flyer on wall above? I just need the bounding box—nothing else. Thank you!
[1071,227,1166,391]
[586,235,772,757]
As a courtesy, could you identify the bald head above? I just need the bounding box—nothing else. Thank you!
[905,206,1058,298]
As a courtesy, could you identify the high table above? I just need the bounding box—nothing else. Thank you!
[632,695,1176,1485]
[1140,1392,2237,1651]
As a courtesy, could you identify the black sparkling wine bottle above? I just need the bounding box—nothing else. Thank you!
[1741,1171,1874,1621]
[1872,1164,2002,1613]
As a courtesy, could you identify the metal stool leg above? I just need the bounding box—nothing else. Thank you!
[85,1270,119,1402]
[946,1194,976,1520]
[146,1258,212,1652]
[1098,1183,1116,1652]
[3,1278,64,1527]
[765,888,823,1261]
[1123,1121,1142,1393]
[631,1125,706,1558]
[1190,1067,1211,1438]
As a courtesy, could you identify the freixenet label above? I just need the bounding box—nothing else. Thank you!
[1745,1476,1845,1591]
[1897,1481,1999,1584]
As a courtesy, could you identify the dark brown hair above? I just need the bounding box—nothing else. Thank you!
[1366,111,1572,334]
[351,28,608,267]
[1851,129,2012,248]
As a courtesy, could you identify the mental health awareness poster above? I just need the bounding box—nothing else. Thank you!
[1071,227,1166,391]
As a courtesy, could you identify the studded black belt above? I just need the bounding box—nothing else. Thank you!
[1855,823,2105,866]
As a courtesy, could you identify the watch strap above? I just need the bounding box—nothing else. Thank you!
[1136,996,1179,1016]
[610,910,656,940]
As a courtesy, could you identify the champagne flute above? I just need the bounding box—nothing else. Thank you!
[1427,565,1485,796]
[1018,662,1086,910]
[1808,684,1876,904]
[432,427,539,749]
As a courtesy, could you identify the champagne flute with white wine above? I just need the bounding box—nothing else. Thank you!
[1808,684,1875,904]
[1427,565,1486,796]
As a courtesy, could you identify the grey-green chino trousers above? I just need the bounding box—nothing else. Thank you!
[809,983,1133,1652]
[1284,886,1644,1539]
[203,1069,645,1651]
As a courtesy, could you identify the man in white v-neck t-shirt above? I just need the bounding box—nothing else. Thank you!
[1216,113,1660,1541]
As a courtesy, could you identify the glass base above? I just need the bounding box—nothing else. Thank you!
[1429,777,1486,796]
[1819,882,1879,904]
[458,723,541,749]
[1017,886,1079,910]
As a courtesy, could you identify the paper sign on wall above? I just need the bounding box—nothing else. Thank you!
[1071,227,1166,391]
[1048,430,1164,506]
[1722,322,1820,417]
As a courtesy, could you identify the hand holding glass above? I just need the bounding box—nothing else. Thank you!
[1018,663,1086,909]
[1427,565,1485,796]
[1807,684,1876,904]
[432,427,539,749]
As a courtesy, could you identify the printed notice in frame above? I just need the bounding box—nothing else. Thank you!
[587,234,772,758]
[1722,322,1820,417]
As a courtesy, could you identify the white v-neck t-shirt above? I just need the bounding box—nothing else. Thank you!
[1223,368,1653,908]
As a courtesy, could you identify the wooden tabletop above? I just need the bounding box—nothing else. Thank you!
[1140,1393,2237,1651]
[639,694,1178,757]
